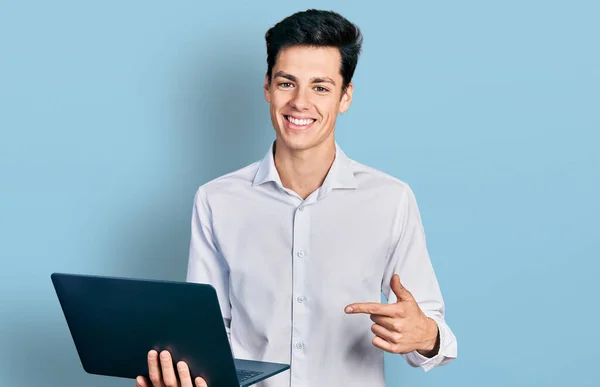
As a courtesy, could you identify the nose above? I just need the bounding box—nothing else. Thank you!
[290,88,311,111]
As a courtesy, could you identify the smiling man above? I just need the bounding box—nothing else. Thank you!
[137,9,457,387]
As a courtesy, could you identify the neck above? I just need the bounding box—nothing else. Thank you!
[274,138,336,200]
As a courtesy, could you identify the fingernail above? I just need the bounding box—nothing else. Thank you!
[345,306,353,313]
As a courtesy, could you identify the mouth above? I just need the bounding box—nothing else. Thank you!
[284,115,316,130]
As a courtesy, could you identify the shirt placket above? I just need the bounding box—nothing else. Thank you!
[290,201,311,387]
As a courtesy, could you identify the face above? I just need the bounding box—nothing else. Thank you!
[264,45,353,153]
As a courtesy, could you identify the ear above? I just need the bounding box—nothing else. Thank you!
[264,75,271,103]
[339,82,354,114]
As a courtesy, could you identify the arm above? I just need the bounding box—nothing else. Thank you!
[186,187,232,345]
[381,186,457,371]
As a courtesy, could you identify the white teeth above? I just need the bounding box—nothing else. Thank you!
[287,116,315,126]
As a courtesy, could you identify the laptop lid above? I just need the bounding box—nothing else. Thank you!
[51,272,242,386]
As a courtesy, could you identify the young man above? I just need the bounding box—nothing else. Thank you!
[137,9,457,387]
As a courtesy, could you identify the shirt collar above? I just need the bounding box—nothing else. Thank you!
[252,141,358,193]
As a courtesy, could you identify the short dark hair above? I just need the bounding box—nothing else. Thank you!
[265,9,363,91]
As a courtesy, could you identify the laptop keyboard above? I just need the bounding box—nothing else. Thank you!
[236,369,262,382]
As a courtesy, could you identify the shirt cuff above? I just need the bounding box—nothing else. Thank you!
[403,317,458,371]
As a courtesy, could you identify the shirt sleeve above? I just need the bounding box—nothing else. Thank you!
[381,185,457,371]
[185,187,232,345]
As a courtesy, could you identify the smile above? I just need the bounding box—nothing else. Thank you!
[285,115,316,127]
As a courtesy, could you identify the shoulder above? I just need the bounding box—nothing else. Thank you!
[193,161,260,204]
[348,157,415,200]
[346,157,424,229]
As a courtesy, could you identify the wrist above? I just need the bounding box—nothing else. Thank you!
[417,318,440,357]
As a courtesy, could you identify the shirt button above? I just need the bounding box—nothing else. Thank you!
[298,206,305,212]
[297,250,305,258]
[297,296,305,303]
[295,342,303,349]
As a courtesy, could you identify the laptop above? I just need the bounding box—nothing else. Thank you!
[51,272,290,386]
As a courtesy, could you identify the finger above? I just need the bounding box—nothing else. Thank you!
[373,335,404,354]
[159,350,178,387]
[177,361,193,387]
[195,377,208,387]
[370,314,400,331]
[136,375,149,387]
[391,274,411,301]
[371,323,402,344]
[147,350,165,387]
[345,302,397,316]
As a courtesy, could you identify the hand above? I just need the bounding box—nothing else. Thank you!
[345,274,439,356]
[135,350,207,387]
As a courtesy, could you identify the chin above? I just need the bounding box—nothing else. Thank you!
[278,136,315,151]
[277,132,333,153]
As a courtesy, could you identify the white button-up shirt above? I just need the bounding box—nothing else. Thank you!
[186,142,457,387]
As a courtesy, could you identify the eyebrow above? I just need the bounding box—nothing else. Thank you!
[273,71,336,85]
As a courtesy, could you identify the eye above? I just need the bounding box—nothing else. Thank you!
[314,86,329,93]
[278,82,293,88]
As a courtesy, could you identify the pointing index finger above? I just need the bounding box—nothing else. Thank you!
[345,302,396,316]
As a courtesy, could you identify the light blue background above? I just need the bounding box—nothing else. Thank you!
[1,1,598,386]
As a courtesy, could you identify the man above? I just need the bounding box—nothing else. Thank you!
[136,9,457,387]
